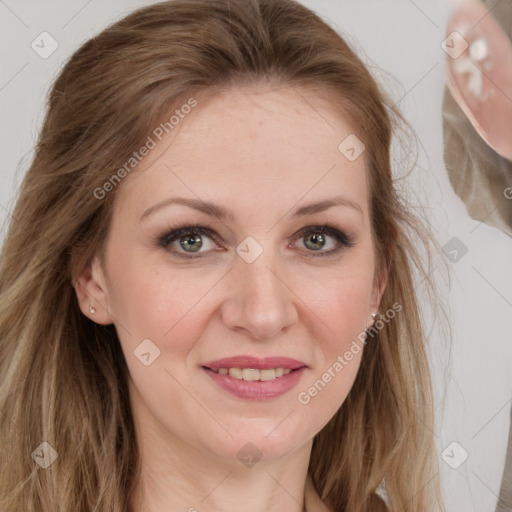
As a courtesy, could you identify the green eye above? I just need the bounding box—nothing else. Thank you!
[178,233,203,252]
[295,225,354,257]
[158,225,217,257]
[303,232,327,251]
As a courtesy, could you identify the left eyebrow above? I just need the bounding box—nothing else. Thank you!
[292,197,364,219]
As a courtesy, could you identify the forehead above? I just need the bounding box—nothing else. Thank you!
[119,84,370,221]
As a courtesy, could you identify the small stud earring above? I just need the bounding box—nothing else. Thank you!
[89,305,96,314]
[372,312,377,320]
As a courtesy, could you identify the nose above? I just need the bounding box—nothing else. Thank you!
[220,250,299,341]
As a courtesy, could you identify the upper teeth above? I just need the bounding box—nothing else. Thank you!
[213,367,292,381]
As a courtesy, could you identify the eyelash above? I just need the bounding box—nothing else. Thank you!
[156,222,355,259]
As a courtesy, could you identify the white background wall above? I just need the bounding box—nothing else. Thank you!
[1,1,511,510]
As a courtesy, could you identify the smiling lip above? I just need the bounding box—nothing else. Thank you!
[201,356,307,400]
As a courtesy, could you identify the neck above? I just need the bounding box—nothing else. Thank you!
[130,438,313,512]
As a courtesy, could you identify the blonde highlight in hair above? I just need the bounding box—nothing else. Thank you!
[0,1,444,510]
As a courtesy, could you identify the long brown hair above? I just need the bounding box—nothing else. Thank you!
[0,1,444,510]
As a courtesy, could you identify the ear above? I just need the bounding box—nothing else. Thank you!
[72,252,113,326]
[368,266,388,327]
[444,0,512,160]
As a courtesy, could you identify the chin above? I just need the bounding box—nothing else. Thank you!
[196,417,312,464]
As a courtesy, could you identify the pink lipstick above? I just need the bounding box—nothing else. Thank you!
[202,356,307,400]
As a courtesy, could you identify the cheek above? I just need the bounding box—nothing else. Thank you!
[105,256,220,355]
[297,262,375,348]
[324,279,372,333]
[293,265,373,421]
[107,265,216,408]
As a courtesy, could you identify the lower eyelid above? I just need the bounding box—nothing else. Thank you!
[292,239,350,258]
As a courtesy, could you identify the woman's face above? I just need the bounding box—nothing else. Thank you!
[80,85,384,464]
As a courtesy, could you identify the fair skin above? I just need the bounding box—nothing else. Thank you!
[74,84,385,512]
